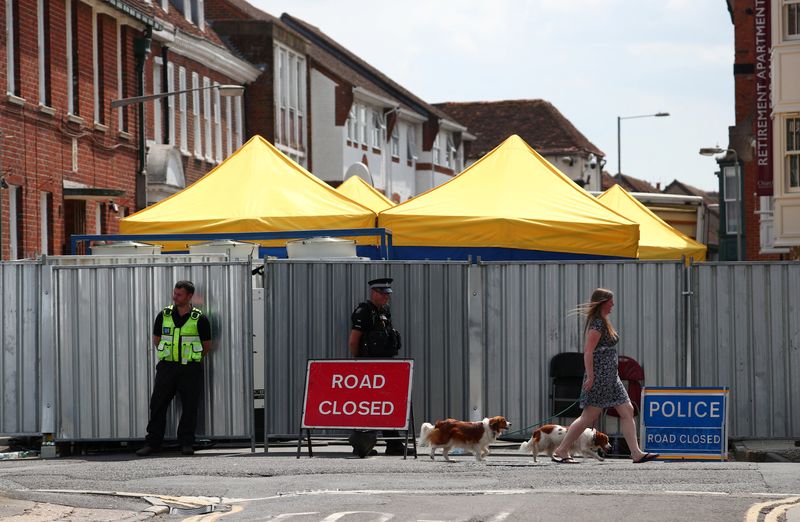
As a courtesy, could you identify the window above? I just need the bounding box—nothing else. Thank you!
[406,124,416,161]
[274,43,306,162]
[214,82,222,162]
[93,9,105,124]
[192,72,202,157]
[203,76,212,160]
[40,192,53,255]
[178,66,188,153]
[38,0,52,106]
[152,59,162,144]
[6,0,20,96]
[786,0,800,39]
[788,117,800,189]
[9,185,22,259]
[371,110,383,150]
[723,165,740,234]
[391,124,400,158]
[225,96,232,157]
[167,62,175,145]
[171,0,204,28]
[118,24,128,131]
[234,96,243,148]
[66,0,79,114]
[433,134,442,165]
[445,135,455,168]
[359,105,367,146]
[346,105,355,142]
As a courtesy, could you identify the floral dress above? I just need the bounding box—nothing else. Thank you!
[580,317,629,409]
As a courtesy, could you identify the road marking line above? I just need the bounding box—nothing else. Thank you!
[270,513,320,520]
[487,512,512,522]
[183,504,243,522]
[745,496,800,522]
[320,511,393,521]
[765,498,800,522]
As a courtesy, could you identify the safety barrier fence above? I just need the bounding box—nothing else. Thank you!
[263,260,800,440]
[1,258,797,443]
[0,256,253,443]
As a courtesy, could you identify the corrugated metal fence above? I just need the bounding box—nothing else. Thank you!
[1,257,797,442]
[0,260,41,435]
[263,261,471,437]
[480,261,686,436]
[0,257,254,442]
[263,260,799,440]
[693,262,800,439]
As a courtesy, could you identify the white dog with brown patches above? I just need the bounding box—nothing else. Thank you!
[419,416,511,462]
[519,424,612,462]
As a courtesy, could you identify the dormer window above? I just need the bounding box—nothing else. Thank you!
[170,0,205,29]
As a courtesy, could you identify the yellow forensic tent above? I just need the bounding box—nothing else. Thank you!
[121,136,376,250]
[336,175,395,213]
[597,184,707,261]
[378,135,639,260]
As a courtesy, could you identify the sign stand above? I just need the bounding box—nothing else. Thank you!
[296,359,417,460]
[296,401,417,459]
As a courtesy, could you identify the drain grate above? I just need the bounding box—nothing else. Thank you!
[168,504,231,515]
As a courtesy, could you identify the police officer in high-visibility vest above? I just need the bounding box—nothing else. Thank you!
[137,280,211,457]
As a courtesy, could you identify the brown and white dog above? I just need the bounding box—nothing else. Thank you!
[519,424,612,462]
[419,416,511,462]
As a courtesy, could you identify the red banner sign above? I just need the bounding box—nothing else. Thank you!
[301,359,414,430]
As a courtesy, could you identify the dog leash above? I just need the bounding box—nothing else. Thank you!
[500,399,581,439]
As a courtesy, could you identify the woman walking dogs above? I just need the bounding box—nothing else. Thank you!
[551,288,659,464]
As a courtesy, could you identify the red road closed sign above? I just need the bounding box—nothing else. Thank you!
[301,359,414,430]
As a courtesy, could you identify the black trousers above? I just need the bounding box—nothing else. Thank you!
[145,361,204,446]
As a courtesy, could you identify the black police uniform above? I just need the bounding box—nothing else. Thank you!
[144,308,212,448]
[349,282,406,456]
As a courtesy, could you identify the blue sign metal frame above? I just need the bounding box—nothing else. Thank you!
[641,387,730,461]
[69,228,394,260]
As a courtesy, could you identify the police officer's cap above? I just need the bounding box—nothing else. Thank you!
[368,277,393,293]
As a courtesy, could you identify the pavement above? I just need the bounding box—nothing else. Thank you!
[1,436,800,520]
[731,438,800,463]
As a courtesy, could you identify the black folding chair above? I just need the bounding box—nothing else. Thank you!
[549,352,585,424]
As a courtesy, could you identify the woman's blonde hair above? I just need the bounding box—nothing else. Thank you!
[574,288,617,339]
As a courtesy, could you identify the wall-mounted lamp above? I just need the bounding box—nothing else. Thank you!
[560,156,575,167]
[109,200,120,213]
[0,176,8,189]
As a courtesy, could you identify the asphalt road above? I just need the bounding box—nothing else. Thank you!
[1,443,800,521]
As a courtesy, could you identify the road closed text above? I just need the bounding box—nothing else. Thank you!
[319,400,394,416]
[646,432,722,445]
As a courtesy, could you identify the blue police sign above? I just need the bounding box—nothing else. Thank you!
[641,387,729,460]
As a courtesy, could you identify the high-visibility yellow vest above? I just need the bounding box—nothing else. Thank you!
[157,305,204,364]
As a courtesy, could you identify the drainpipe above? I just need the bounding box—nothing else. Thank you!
[161,45,169,144]
[133,26,152,210]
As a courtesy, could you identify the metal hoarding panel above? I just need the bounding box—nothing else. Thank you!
[0,261,42,435]
[481,261,685,437]
[263,260,470,437]
[52,261,252,441]
[693,262,800,439]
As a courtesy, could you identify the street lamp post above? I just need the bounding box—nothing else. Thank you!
[699,147,741,261]
[111,83,244,210]
[617,112,670,175]
[110,84,244,109]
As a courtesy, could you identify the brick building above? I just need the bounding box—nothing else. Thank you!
[714,0,798,260]
[0,0,258,259]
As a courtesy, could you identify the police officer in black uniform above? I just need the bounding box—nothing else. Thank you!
[348,277,412,457]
